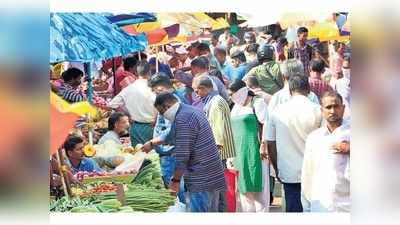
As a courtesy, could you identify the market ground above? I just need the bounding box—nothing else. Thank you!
[270,181,283,212]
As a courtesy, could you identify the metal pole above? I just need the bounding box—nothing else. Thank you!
[156,47,159,73]
[112,58,117,96]
[138,51,142,61]
[84,61,94,147]
[84,62,93,103]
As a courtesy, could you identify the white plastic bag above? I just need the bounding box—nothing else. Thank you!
[113,151,147,173]
[166,197,186,212]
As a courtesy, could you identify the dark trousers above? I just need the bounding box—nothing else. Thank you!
[282,183,303,212]
[218,159,227,212]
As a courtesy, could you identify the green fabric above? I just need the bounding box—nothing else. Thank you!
[231,113,262,193]
[229,25,238,35]
[245,61,283,95]
[130,123,154,146]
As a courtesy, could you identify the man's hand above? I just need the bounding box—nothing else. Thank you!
[141,141,153,153]
[333,141,350,154]
[168,181,180,196]
[260,142,268,160]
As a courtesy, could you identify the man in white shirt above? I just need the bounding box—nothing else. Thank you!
[107,60,158,146]
[266,74,322,212]
[175,45,191,72]
[301,91,350,212]
[267,59,320,115]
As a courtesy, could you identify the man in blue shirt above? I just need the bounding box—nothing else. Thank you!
[64,136,103,174]
[213,46,233,81]
[142,75,187,203]
[229,50,248,81]
[153,92,226,212]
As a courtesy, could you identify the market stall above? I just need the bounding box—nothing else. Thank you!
[50,13,178,213]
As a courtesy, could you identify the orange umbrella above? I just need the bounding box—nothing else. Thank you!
[122,25,168,45]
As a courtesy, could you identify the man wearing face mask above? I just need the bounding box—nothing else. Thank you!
[140,74,187,203]
[153,92,226,212]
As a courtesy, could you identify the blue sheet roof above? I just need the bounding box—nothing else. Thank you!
[50,13,148,63]
[106,13,157,26]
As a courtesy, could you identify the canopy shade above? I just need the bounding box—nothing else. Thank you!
[50,13,148,63]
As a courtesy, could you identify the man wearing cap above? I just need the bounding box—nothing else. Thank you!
[175,46,192,72]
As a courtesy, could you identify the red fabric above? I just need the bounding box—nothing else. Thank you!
[224,169,238,212]
[102,57,122,72]
[115,67,137,94]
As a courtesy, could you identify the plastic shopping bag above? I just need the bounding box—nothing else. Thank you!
[167,197,186,212]
[225,169,238,212]
[113,151,147,173]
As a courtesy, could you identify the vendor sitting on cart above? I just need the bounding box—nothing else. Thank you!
[64,135,103,174]
[98,112,130,145]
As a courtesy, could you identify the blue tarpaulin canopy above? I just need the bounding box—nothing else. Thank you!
[105,13,157,27]
[50,13,148,63]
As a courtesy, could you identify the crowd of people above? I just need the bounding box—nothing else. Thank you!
[50,25,351,213]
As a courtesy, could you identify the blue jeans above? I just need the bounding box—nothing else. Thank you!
[185,190,221,212]
[282,183,303,212]
[160,156,185,203]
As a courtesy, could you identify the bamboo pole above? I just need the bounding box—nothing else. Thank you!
[56,148,72,199]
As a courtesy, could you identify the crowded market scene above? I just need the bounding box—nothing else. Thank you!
[49,12,350,213]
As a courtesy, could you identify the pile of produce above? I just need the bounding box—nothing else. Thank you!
[130,152,164,189]
[50,196,95,212]
[78,183,118,197]
[50,197,134,213]
[74,170,137,183]
[94,184,175,212]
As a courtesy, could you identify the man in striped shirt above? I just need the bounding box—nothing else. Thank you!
[154,92,226,212]
[192,75,236,212]
[57,67,86,103]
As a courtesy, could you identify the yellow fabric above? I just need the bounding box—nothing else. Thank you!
[279,12,331,29]
[191,12,214,28]
[157,13,203,32]
[308,22,350,42]
[132,21,162,32]
[50,91,98,117]
[212,17,230,30]
[191,13,230,30]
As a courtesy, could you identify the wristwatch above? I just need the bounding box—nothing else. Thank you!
[171,177,181,183]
